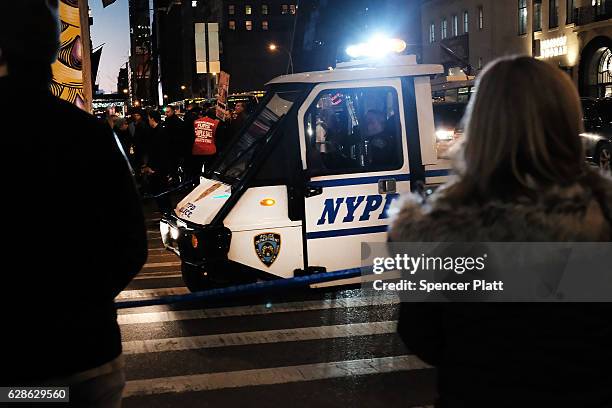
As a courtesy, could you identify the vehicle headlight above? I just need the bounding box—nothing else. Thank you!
[160,221,170,236]
[436,129,455,141]
[170,226,180,240]
[580,132,601,142]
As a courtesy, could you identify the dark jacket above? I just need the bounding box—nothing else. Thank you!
[114,128,133,159]
[389,170,612,408]
[146,124,172,177]
[183,109,198,154]
[164,114,190,167]
[0,77,147,384]
[230,112,247,139]
[131,119,149,168]
[365,130,396,167]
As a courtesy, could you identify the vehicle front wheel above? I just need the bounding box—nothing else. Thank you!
[596,142,611,173]
[181,262,215,292]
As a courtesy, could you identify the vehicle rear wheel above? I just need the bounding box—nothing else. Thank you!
[596,142,611,173]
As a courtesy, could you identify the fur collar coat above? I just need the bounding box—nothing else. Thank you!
[389,170,612,242]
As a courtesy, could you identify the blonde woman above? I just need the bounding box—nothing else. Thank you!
[390,56,612,407]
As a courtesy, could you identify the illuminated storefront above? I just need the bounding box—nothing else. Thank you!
[421,0,611,97]
[579,34,612,97]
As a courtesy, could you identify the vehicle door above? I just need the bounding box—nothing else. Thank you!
[298,79,410,272]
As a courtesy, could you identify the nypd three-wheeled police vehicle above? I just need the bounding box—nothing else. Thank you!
[160,52,452,291]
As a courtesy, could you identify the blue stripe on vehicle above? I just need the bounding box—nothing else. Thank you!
[426,169,452,177]
[309,174,411,188]
[308,170,451,188]
[306,225,389,239]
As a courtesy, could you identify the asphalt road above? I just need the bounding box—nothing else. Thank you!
[116,210,437,408]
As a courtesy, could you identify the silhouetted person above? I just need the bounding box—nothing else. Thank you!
[230,101,248,138]
[0,1,147,406]
[129,108,149,172]
[143,109,172,214]
[164,105,189,177]
[113,117,132,160]
[364,109,395,166]
[390,56,612,407]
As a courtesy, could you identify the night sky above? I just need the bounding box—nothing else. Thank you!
[90,0,131,93]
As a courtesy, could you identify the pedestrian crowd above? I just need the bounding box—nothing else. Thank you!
[100,101,240,214]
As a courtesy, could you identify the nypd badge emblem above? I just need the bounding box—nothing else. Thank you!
[254,233,281,267]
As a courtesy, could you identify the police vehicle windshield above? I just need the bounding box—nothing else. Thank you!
[212,90,302,184]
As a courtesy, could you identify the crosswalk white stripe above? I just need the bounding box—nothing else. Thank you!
[143,260,178,266]
[122,355,429,397]
[132,273,182,280]
[122,321,397,355]
[147,247,168,252]
[117,295,399,325]
[142,261,181,268]
[136,270,180,277]
[115,287,189,300]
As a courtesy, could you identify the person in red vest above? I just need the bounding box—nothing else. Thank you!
[190,108,221,178]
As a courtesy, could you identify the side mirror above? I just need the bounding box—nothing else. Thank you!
[287,184,305,221]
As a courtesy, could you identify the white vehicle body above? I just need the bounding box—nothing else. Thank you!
[161,55,452,290]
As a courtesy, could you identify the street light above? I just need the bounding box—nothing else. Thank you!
[268,43,294,74]
[181,85,187,91]
[122,88,129,94]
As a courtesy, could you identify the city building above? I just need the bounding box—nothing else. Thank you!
[128,0,157,106]
[154,0,223,103]
[421,0,612,97]
[153,0,296,101]
[292,0,422,73]
[221,0,298,92]
[117,64,129,95]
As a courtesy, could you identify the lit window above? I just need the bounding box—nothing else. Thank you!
[566,0,575,24]
[262,20,269,30]
[246,20,252,30]
[518,0,527,35]
[452,15,458,36]
[463,11,469,33]
[441,18,447,39]
[533,0,542,31]
[290,4,296,14]
[478,6,484,29]
[550,0,558,28]
[304,87,404,174]
[429,22,435,43]
[282,4,288,14]
[192,0,197,7]
[594,0,605,17]
[262,4,269,14]
[245,5,252,15]
[229,20,236,30]
[228,4,235,15]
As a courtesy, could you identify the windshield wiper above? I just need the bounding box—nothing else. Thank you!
[210,170,236,185]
